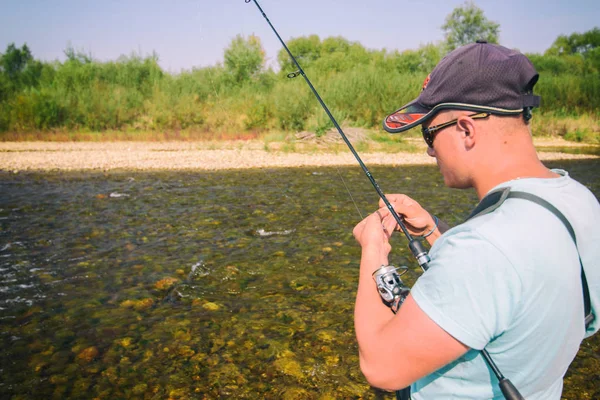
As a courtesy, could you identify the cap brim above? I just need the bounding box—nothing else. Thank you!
[383,101,526,134]
[383,101,435,133]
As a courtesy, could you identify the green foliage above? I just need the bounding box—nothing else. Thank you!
[0,29,599,138]
[0,103,8,131]
[387,43,444,74]
[142,85,205,130]
[0,71,10,103]
[53,54,161,130]
[272,80,313,131]
[311,109,337,137]
[277,35,321,74]
[316,63,421,128]
[187,65,232,98]
[563,129,594,143]
[64,45,93,64]
[544,27,600,73]
[1,43,34,79]
[535,73,600,112]
[546,27,600,56]
[224,35,265,84]
[527,53,591,75]
[278,36,373,76]
[442,1,500,51]
[255,69,277,92]
[0,43,45,98]
[243,94,272,132]
[14,88,65,130]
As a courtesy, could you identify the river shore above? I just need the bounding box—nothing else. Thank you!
[0,138,597,171]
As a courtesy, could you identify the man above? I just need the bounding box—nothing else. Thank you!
[352,41,600,399]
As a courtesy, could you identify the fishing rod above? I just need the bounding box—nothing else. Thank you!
[245,1,524,399]
[244,0,430,271]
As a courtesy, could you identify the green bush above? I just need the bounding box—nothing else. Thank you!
[536,73,600,113]
[244,95,272,131]
[273,81,313,131]
[0,36,598,136]
[31,88,65,129]
[527,53,594,75]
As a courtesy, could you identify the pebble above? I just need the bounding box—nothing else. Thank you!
[0,140,594,171]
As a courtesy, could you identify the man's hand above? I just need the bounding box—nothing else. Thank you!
[379,194,448,244]
[352,209,397,265]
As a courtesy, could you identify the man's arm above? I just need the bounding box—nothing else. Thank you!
[354,246,469,391]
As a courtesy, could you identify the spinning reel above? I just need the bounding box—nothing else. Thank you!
[372,265,410,313]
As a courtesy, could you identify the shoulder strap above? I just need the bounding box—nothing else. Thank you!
[507,191,593,329]
[466,187,511,220]
[467,189,594,329]
[508,191,576,242]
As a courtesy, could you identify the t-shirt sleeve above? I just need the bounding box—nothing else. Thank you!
[410,228,523,350]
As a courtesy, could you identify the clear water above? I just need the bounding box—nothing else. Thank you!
[1,160,598,399]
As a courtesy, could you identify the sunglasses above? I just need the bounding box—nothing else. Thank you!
[421,112,491,148]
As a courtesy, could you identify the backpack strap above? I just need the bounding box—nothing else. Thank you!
[468,189,594,329]
[466,187,511,220]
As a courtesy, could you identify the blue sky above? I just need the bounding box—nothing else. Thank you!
[1,0,598,73]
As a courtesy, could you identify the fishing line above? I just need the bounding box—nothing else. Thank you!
[336,169,363,219]
[245,1,524,399]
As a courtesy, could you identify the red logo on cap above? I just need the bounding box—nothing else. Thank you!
[422,74,431,91]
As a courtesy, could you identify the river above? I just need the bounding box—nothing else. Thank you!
[1,160,598,399]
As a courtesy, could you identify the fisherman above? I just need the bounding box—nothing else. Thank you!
[352,41,600,399]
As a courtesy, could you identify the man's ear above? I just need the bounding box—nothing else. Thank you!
[457,116,477,148]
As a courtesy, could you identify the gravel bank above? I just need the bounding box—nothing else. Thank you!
[0,140,597,171]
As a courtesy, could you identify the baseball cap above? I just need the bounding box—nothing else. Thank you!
[383,41,541,133]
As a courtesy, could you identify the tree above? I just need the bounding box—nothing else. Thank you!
[441,2,500,51]
[1,43,33,79]
[223,34,265,84]
[277,35,321,74]
[545,27,600,72]
[546,27,600,56]
[391,43,444,73]
[64,44,93,64]
[0,43,44,96]
[320,36,351,55]
[312,37,371,73]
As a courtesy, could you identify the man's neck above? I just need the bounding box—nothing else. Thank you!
[474,162,559,199]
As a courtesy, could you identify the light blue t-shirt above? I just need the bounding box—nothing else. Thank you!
[410,170,600,399]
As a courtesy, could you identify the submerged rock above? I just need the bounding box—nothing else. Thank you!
[202,302,220,311]
[274,350,304,380]
[116,337,133,348]
[317,330,337,342]
[281,386,310,400]
[274,358,303,379]
[132,383,148,395]
[155,277,179,290]
[119,298,154,311]
[76,346,99,363]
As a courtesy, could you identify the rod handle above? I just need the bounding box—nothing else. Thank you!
[408,239,430,271]
[499,378,525,400]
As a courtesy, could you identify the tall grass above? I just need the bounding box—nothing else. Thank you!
[535,74,600,113]
[0,40,598,143]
